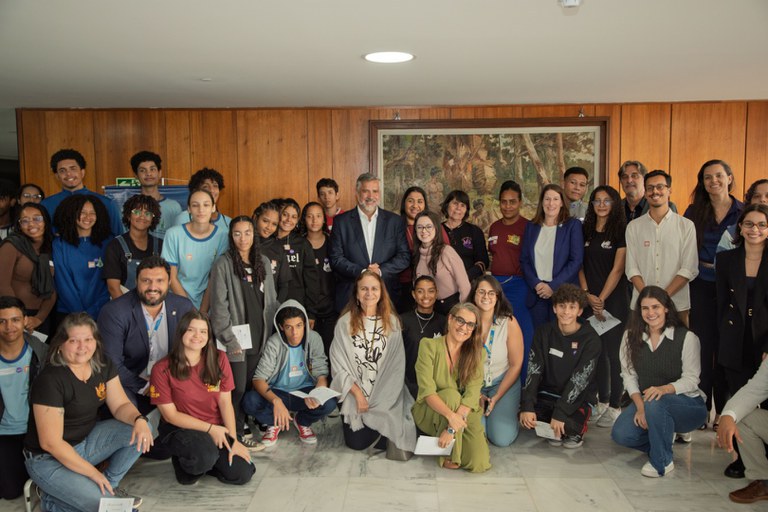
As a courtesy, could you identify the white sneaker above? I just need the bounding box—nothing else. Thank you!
[675,432,692,443]
[597,407,621,428]
[589,403,609,423]
[641,460,675,477]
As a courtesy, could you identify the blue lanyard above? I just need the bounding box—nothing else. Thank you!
[483,320,496,360]
[145,312,164,341]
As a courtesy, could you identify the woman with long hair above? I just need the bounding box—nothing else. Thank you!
[53,195,113,320]
[150,310,255,485]
[161,189,228,311]
[716,203,768,478]
[330,270,416,455]
[253,200,291,303]
[470,276,524,447]
[413,210,470,315]
[412,302,490,472]
[398,186,428,312]
[103,194,162,299]
[684,159,743,429]
[578,185,628,427]
[611,286,707,478]
[520,184,584,328]
[0,203,56,334]
[24,313,151,511]
[441,190,490,282]
[209,215,277,448]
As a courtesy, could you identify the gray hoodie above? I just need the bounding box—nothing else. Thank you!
[252,299,329,385]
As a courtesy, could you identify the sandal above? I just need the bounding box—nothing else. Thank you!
[442,460,460,470]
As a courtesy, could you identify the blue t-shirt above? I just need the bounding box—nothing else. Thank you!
[0,343,32,435]
[153,197,183,239]
[53,236,112,317]
[272,344,314,392]
[161,224,228,308]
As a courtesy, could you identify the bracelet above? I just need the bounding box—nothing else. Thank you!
[133,414,148,424]
[206,424,212,433]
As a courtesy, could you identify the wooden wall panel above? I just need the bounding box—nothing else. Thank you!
[17,110,53,193]
[522,104,595,118]
[36,111,97,194]
[189,111,238,215]
[619,103,672,178]
[670,102,747,209]
[236,110,309,212]
[307,110,334,203]
[331,109,370,210]
[595,104,622,191]
[745,101,768,192]
[163,111,192,186]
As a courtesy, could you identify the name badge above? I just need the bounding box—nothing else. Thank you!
[549,348,564,358]
[289,365,303,378]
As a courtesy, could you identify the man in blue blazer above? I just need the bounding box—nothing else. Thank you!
[98,255,195,413]
[329,173,410,312]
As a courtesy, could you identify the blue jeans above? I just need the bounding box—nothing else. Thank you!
[611,394,707,475]
[242,387,338,427]
[495,275,534,379]
[481,373,521,447]
[25,419,143,512]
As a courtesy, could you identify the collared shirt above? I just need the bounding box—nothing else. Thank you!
[357,206,379,262]
[623,197,648,224]
[625,208,699,311]
[140,301,169,386]
[619,326,704,399]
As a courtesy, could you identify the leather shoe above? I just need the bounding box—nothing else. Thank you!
[730,480,768,504]
[725,459,746,479]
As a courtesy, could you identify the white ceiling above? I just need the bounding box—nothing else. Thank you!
[1,0,767,160]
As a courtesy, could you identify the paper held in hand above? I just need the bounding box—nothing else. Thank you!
[534,421,560,440]
[586,309,621,336]
[414,435,455,456]
[216,324,253,352]
[289,386,341,405]
[98,498,133,512]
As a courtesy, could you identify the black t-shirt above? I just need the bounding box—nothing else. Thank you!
[307,237,336,317]
[25,359,118,453]
[400,310,446,398]
[582,229,628,320]
[442,222,490,281]
[103,234,162,284]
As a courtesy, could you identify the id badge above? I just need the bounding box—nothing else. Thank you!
[484,357,493,387]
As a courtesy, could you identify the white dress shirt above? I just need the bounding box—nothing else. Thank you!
[357,206,379,262]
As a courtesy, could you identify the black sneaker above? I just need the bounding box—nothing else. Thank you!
[171,456,202,485]
[562,434,584,449]
[114,488,143,509]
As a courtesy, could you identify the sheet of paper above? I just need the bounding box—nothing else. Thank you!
[98,498,133,512]
[586,310,621,336]
[289,386,341,405]
[216,323,253,351]
[414,435,455,456]
[534,421,560,440]
[30,330,48,343]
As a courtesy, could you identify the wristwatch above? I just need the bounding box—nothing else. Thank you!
[446,427,456,435]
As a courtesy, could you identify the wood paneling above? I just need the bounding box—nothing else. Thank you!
[522,104,594,118]
[619,103,672,178]
[670,102,747,209]
[331,109,370,210]
[307,110,334,204]
[163,111,191,185]
[745,101,768,193]
[17,110,54,193]
[189,111,238,215]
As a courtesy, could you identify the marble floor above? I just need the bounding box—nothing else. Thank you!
[6,417,767,512]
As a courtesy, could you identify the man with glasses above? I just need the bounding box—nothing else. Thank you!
[618,161,677,224]
[625,170,698,324]
[130,151,182,239]
[41,148,124,235]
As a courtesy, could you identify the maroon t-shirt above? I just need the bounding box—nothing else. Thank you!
[488,217,528,276]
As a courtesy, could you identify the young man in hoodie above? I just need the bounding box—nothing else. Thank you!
[519,284,600,449]
[242,300,336,446]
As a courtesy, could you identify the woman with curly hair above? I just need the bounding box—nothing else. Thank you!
[53,195,113,320]
[611,286,707,478]
[413,210,470,316]
[209,215,277,448]
[578,185,628,427]
[0,203,56,334]
[103,194,163,299]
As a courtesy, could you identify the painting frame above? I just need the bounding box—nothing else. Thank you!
[369,117,608,224]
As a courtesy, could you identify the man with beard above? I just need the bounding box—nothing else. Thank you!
[98,255,194,413]
[329,173,410,311]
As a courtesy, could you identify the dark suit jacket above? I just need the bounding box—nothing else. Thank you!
[716,246,768,370]
[329,206,410,311]
[519,218,584,306]
[98,290,195,395]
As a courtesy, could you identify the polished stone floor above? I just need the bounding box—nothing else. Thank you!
[6,417,767,512]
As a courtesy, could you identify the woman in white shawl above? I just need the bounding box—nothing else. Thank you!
[330,270,417,454]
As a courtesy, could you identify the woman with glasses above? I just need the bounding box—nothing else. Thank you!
[103,195,162,299]
[0,203,56,334]
[53,195,113,320]
[412,302,490,472]
[17,183,45,204]
[684,160,743,430]
[578,186,628,428]
[413,211,470,316]
[470,276,524,447]
[716,204,768,478]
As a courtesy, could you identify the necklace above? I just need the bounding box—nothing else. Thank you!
[415,310,434,334]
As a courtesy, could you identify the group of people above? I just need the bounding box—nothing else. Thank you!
[2,147,768,510]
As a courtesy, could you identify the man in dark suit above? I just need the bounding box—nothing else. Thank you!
[329,173,410,312]
[98,255,194,413]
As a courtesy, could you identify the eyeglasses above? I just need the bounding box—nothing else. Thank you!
[591,199,614,206]
[742,221,768,231]
[21,193,43,200]
[19,215,44,226]
[131,209,155,218]
[415,225,434,232]
[475,289,497,298]
[452,314,477,330]
[646,184,669,192]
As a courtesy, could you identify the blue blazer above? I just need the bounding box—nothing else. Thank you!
[329,207,410,312]
[98,290,195,395]
[519,218,584,306]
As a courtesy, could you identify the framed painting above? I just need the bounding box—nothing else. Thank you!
[370,117,608,229]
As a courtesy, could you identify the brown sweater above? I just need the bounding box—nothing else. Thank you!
[0,242,56,322]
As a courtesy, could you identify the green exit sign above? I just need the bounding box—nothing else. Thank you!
[116,177,141,186]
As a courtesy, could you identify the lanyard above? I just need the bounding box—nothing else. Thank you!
[483,322,496,360]
[483,320,496,387]
[145,312,164,342]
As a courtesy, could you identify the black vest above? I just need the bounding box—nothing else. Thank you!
[635,327,687,391]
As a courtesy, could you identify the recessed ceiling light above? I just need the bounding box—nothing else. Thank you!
[199,77,213,82]
[364,52,414,64]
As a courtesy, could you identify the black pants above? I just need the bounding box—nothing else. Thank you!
[313,313,339,363]
[597,323,624,408]
[341,419,388,451]
[159,424,254,485]
[533,393,591,437]
[0,434,27,499]
[690,279,728,413]
[230,352,262,436]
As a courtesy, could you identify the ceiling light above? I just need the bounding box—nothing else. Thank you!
[364,52,414,64]
[559,0,581,7]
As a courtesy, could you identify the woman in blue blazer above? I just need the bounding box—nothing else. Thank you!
[520,184,584,329]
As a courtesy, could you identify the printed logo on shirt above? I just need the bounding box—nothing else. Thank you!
[508,234,520,246]
[95,382,107,401]
[462,236,473,249]
[149,385,160,399]
[185,253,193,261]
[571,341,579,355]
[87,257,104,269]
[488,235,498,246]
[323,258,332,273]
[206,381,221,392]
[0,365,29,376]
[600,241,613,249]
[289,364,303,378]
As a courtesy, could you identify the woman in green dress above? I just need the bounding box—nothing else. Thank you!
[412,302,491,472]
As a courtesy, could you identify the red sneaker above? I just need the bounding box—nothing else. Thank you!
[261,426,280,447]
[294,416,317,444]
